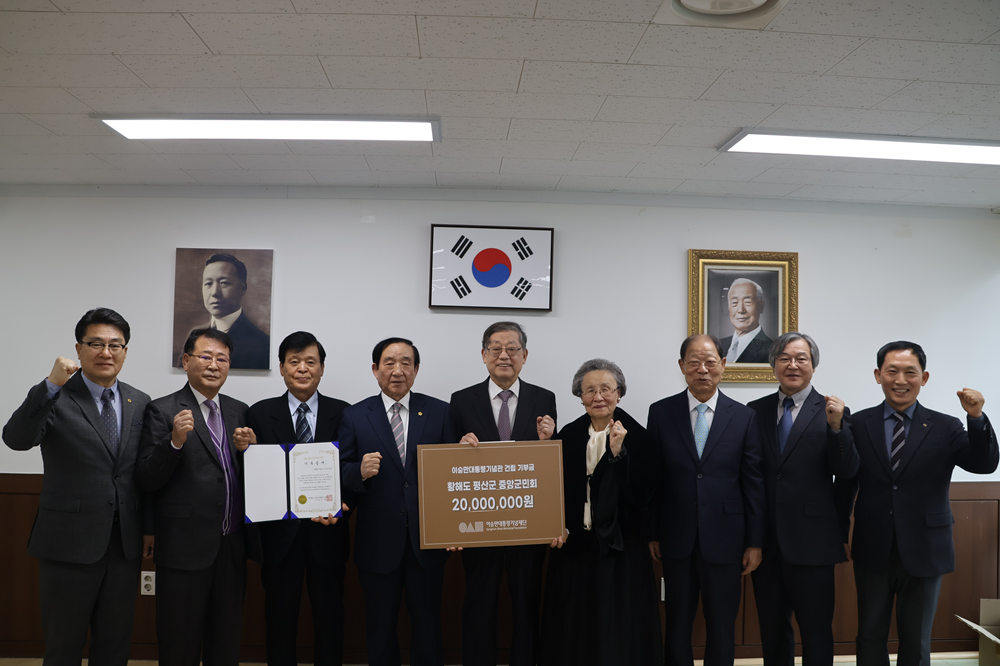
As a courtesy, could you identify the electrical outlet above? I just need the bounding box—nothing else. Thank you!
[140,571,155,596]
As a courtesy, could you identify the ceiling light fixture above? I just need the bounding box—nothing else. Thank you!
[720,129,1000,166]
[95,114,440,142]
[652,0,793,28]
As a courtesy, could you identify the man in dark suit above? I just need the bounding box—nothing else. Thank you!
[850,341,998,666]
[720,278,772,364]
[245,331,351,666]
[747,332,860,666]
[648,333,766,666]
[339,337,454,666]
[449,321,557,666]
[197,252,269,369]
[135,328,258,666]
[3,308,152,666]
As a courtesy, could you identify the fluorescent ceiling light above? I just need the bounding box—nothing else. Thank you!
[98,116,438,142]
[721,129,1000,166]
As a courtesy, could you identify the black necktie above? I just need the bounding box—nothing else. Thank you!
[101,388,119,456]
[890,412,906,472]
[295,403,312,443]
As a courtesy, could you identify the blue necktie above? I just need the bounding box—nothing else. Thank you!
[295,403,312,443]
[694,404,709,458]
[778,396,794,454]
[100,388,119,457]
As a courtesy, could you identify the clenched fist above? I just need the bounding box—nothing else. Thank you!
[361,451,382,480]
[825,395,845,430]
[957,388,985,418]
[172,410,195,448]
[537,415,555,441]
[233,427,256,452]
[47,357,80,387]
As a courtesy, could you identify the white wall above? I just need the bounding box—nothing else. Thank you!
[2,191,998,480]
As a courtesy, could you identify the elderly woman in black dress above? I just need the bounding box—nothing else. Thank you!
[538,359,662,665]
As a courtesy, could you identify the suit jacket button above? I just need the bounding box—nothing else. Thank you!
[777,474,782,480]
[404,482,409,488]
[217,502,223,507]
[892,485,897,490]
[107,500,114,507]
[400,510,405,516]
[114,474,120,481]
[889,509,893,515]
[696,473,703,479]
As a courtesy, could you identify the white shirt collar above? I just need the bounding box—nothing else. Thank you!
[778,384,812,407]
[287,390,319,415]
[733,325,761,343]
[687,388,719,413]
[488,377,520,400]
[381,391,411,413]
[211,308,243,333]
[189,385,217,409]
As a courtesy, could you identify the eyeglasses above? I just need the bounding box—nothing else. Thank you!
[684,359,720,370]
[775,355,811,367]
[83,341,126,355]
[194,354,231,367]
[582,386,619,400]
[486,346,523,357]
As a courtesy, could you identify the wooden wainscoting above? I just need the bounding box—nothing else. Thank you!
[1,475,996,662]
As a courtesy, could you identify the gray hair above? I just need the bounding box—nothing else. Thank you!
[481,321,526,350]
[768,332,820,369]
[729,277,764,303]
[571,358,627,398]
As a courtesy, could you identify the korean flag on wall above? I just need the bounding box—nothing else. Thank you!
[430,225,553,311]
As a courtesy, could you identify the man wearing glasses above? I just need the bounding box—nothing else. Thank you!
[136,328,258,666]
[449,321,558,666]
[3,307,152,666]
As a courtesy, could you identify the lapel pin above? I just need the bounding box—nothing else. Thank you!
[127,398,132,403]
[418,411,423,416]
[923,423,927,427]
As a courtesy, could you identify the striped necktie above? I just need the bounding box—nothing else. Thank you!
[890,412,906,472]
[295,403,312,443]
[498,390,513,440]
[390,402,405,462]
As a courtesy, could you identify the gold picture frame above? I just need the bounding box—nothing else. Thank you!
[688,249,798,383]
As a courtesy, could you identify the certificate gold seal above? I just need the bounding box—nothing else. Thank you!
[298,495,307,505]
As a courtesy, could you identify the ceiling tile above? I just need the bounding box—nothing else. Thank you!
[119,55,330,88]
[0,114,55,136]
[366,155,501,173]
[321,56,521,91]
[534,0,661,22]
[499,158,635,176]
[23,114,120,136]
[597,97,777,126]
[68,168,200,184]
[519,61,722,98]
[0,88,94,114]
[829,40,1000,85]
[0,153,112,169]
[427,91,605,120]
[439,117,511,140]
[1,1,60,10]
[573,143,717,163]
[783,185,912,202]
[432,139,578,159]
[963,165,1000,179]
[0,169,81,184]
[908,114,1000,141]
[185,14,418,57]
[51,0,296,11]
[764,0,1000,43]
[187,169,318,185]
[509,119,670,144]
[702,71,909,109]
[93,153,240,170]
[893,190,1000,207]
[287,140,432,156]
[985,30,1000,44]
[752,168,892,188]
[756,105,945,134]
[708,152,860,172]
[829,157,980,177]
[0,55,147,87]
[630,26,866,74]
[230,154,369,170]
[309,169,437,186]
[143,140,293,154]
[672,179,801,197]
[875,173,1000,193]
[66,87,260,114]
[0,13,208,55]
[244,88,427,114]
[435,172,561,189]
[875,82,1000,116]
[291,0,536,17]
[0,135,153,154]
[555,175,683,193]
[629,160,769,180]
[418,17,645,63]
[656,125,740,147]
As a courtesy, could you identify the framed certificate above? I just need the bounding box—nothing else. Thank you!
[417,440,565,549]
[244,442,341,522]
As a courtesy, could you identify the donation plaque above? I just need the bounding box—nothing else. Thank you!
[417,440,565,549]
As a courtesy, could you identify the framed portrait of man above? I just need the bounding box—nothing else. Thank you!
[172,248,274,370]
[688,249,798,383]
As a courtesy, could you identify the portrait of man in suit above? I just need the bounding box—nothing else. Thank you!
[647,333,765,666]
[172,248,272,370]
[339,337,454,666]
[719,278,772,364]
[136,327,259,666]
[3,308,152,666]
[245,331,351,666]
[449,321,558,666]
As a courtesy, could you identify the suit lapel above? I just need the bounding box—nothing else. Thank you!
[511,381,534,440]
[221,394,243,475]
[66,375,115,460]
[116,384,138,465]
[894,403,932,478]
[474,380,502,441]
[315,395,339,442]
[669,394,700,464]
[367,395,404,473]
[863,408,893,478]
[406,393,429,470]
[757,393,780,463]
[272,392,298,443]
[779,389,822,466]
[700,392,733,464]
[183,385,224,471]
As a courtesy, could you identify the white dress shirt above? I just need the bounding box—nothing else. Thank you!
[381,391,411,449]
[727,325,761,362]
[687,389,719,434]
[488,378,520,439]
[210,308,243,333]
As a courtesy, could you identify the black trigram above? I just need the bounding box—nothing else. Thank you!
[450,275,471,299]
[512,237,533,260]
[510,278,532,301]
[451,235,473,259]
